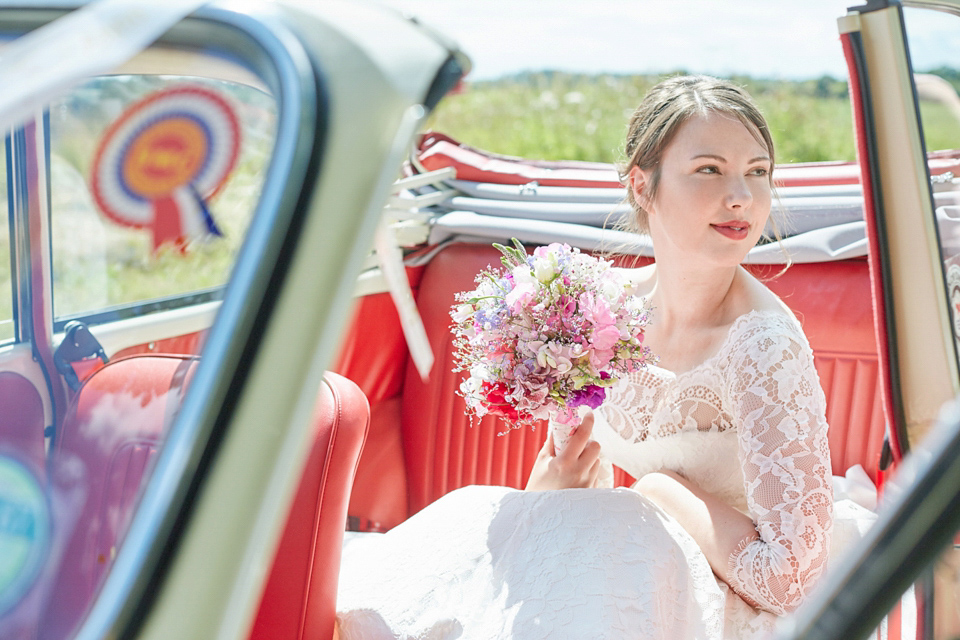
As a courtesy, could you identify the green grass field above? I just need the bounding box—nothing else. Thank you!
[426,72,958,166]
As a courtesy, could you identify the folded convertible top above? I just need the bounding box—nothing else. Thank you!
[409,133,960,264]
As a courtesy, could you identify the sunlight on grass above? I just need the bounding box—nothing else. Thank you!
[427,71,959,166]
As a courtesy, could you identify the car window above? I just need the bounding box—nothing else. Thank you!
[903,6,960,639]
[0,144,10,343]
[0,58,283,640]
[904,6,960,359]
[48,74,276,325]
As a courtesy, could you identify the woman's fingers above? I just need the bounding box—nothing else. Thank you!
[526,411,602,490]
[557,411,595,461]
[542,432,556,457]
[587,456,602,488]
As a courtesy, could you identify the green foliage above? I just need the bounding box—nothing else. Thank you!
[428,70,959,166]
[925,66,960,95]
[427,72,655,165]
[919,101,960,152]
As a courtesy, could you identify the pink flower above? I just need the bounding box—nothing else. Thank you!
[535,342,574,374]
[591,325,622,351]
[579,291,616,328]
[533,242,566,258]
[504,282,536,312]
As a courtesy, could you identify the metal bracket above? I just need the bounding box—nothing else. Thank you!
[54,321,108,391]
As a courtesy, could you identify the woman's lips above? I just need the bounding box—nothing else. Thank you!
[711,221,750,240]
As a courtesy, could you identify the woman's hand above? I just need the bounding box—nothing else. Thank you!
[525,410,602,491]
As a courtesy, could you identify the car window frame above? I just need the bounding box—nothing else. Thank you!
[778,1,960,638]
[23,5,332,638]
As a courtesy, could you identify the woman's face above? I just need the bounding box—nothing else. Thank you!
[630,111,772,268]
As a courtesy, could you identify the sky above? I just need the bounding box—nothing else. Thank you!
[374,0,959,81]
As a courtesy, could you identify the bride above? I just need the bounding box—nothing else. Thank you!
[336,75,841,639]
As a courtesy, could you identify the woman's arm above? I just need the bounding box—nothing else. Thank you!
[721,318,834,614]
[632,470,760,586]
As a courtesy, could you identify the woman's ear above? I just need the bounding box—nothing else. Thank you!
[628,166,652,213]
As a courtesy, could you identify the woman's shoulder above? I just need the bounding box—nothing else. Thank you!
[724,271,811,358]
[739,267,796,317]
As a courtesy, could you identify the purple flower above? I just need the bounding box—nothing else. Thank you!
[567,384,606,410]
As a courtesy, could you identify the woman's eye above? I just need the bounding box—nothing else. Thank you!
[750,167,769,177]
[697,165,719,174]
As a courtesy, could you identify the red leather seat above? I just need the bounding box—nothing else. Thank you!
[39,355,200,640]
[395,244,884,516]
[249,371,369,640]
[0,371,46,470]
[37,355,368,640]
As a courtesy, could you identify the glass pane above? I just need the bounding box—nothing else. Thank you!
[0,56,280,639]
[904,7,960,364]
[48,74,276,320]
[904,6,960,639]
[0,145,9,343]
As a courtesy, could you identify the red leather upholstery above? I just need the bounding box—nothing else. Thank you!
[38,356,368,640]
[332,278,424,530]
[0,371,45,469]
[391,243,884,518]
[401,245,548,515]
[747,260,885,481]
[39,355,199,640]
[344,396,408,531]
[249,371,369,640]
[333,283,422,407]
[112,329,208,360]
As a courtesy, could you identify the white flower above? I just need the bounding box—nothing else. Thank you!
[532,253,559,283]
[511,264,537,286]
[599,277,624,304]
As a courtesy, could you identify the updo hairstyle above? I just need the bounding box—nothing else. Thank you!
[619,75,776,234]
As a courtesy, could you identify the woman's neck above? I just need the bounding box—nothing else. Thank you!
[647,260,740,331]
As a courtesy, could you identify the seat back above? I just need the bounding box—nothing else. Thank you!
[37,355,368,640]
[0,371,46,469]
[38,355,199,640]
[401,245,547,515]
[401,243,886,516]
[248,372,369,640]
[755,260,886,483]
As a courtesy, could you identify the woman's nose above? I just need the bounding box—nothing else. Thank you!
[725,176,753,210]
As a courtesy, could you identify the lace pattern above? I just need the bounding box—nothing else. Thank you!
[725,313,833,614]
[596,310,833,614]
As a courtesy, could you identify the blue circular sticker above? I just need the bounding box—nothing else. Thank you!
[0,456,50,616]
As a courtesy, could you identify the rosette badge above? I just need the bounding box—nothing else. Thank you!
[451,239,655,448]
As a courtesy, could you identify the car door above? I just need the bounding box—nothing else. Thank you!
[0,2,465,639]
[777,2,960,639]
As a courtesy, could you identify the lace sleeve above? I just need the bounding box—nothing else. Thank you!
[725,315,834,615]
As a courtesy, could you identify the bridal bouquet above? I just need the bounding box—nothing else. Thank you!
[451,239,654,447]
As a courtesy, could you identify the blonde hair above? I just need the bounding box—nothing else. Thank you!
[618,75,781,238]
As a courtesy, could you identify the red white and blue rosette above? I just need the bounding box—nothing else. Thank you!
[91,85,241,252]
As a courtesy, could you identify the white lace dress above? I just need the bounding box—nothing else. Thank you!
[336,310,856,640]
